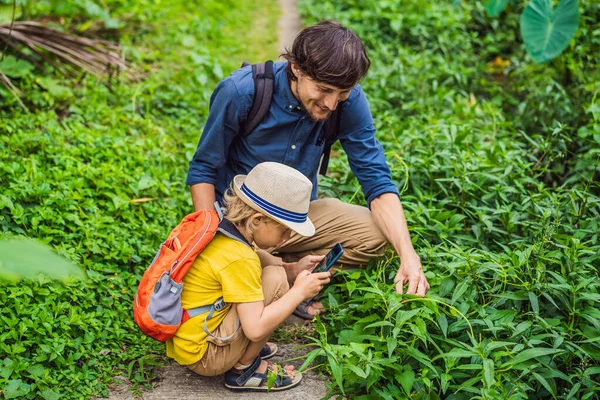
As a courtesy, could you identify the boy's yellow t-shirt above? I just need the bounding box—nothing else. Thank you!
[165,233,264,365]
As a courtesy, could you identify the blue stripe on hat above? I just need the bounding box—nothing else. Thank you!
[241,184,307,223]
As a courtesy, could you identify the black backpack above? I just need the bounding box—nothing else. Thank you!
[240,60,341,176]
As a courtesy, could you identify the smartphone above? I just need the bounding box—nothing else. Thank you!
[312,243,344,274]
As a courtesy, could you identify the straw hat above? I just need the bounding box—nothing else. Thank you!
[233,162,315,237]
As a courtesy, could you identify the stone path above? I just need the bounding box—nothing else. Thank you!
[107,344,329,400]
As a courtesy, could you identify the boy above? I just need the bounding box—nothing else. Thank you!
[167,162,331,392]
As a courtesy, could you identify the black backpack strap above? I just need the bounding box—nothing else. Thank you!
[240,60,275,137]
[319,107,342,175]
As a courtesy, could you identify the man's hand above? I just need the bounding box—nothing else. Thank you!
[393,252,429,296]
[283,254,325,285]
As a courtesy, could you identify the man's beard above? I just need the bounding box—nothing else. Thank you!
[305,106,332,122]
[294,81,332,122]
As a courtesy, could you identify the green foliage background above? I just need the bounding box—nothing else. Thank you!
[0,0,598,398]
[302,0,600,399]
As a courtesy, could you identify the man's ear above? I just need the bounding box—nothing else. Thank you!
[291,63,301,78]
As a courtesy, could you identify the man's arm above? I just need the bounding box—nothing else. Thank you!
[337,86,429,296]
[190,183,217,212]
[186,78,247,208]
[370,193,429,296]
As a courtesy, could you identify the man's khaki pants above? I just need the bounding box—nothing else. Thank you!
[275,198,388,266]
[187,266,288,377]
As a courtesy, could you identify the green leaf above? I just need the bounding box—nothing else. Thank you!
[0,4,21,24]
[0,56,33,78]
[26,364,45,377]
[528,292,539,314]
[40,389,62,400]
[438,277,455,298]
[36,77,73,99]
[266,368,276,390]
[532,371,556,397]
[433,349,477,361]
[3,379,31,399]
[138,175,157,191]
[396,365,415,395]
[484,0,509,17]
[520,0,580,63]
[328,355,345,395]
[0,358,14,379]
[501,348,563,369]
[584,366,600,376]
[566,383,581,399]
[483,359,495,388]
[437,313,448,337]
[0,238,85,282]
[299,348,323,371]
[346,363,367,378]
[387,337,398,357]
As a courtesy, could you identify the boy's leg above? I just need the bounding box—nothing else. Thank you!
[275,198,389,266]
[188,265,290,377]
[235,265,289,366]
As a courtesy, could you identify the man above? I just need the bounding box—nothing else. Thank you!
[187,20,429,318]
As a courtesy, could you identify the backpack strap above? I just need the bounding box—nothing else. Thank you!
[187,297,241,341]
[184,217,248,339]
[319,107,342,175]
[241,60,275,137]
[214,201,224,221]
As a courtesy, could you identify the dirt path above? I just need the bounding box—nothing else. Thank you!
[277,0,302,56]
[107,344,328,400]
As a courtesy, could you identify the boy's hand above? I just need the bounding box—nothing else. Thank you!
[283,255,325,284]
[293,270,331,300]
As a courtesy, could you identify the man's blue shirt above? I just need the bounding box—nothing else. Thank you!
[186,61,399,206]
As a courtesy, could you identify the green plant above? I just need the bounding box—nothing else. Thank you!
[299,0,599,398]
[481,0,580,64]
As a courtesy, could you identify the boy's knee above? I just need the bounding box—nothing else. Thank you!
[261,265,289,305]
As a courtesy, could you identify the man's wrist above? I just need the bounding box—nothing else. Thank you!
[399,250,422,270]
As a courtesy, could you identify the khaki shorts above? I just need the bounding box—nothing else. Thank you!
[187,265,288,377]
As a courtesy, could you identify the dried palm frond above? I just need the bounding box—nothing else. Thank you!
[0,21,137,109]
[0,68,27,111]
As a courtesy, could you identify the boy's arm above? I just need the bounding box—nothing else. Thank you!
[236,271,330,342]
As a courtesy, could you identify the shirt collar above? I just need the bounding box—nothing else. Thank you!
[218,219,252,248]
[276,62,301,111]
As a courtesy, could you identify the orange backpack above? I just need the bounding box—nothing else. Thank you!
[133,207,221,342]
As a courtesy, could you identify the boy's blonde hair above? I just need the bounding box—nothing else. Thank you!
[223,184,263,235]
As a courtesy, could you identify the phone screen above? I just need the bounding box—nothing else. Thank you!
[313,243,343,274]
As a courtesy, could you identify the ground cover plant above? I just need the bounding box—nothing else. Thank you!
[299,0,600,398]
[0,0,278,397]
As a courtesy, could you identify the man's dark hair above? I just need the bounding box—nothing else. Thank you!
[281,20,370,90]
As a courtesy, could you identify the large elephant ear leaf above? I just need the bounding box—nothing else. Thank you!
[484,0,509,17]
[520,0,580,64]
